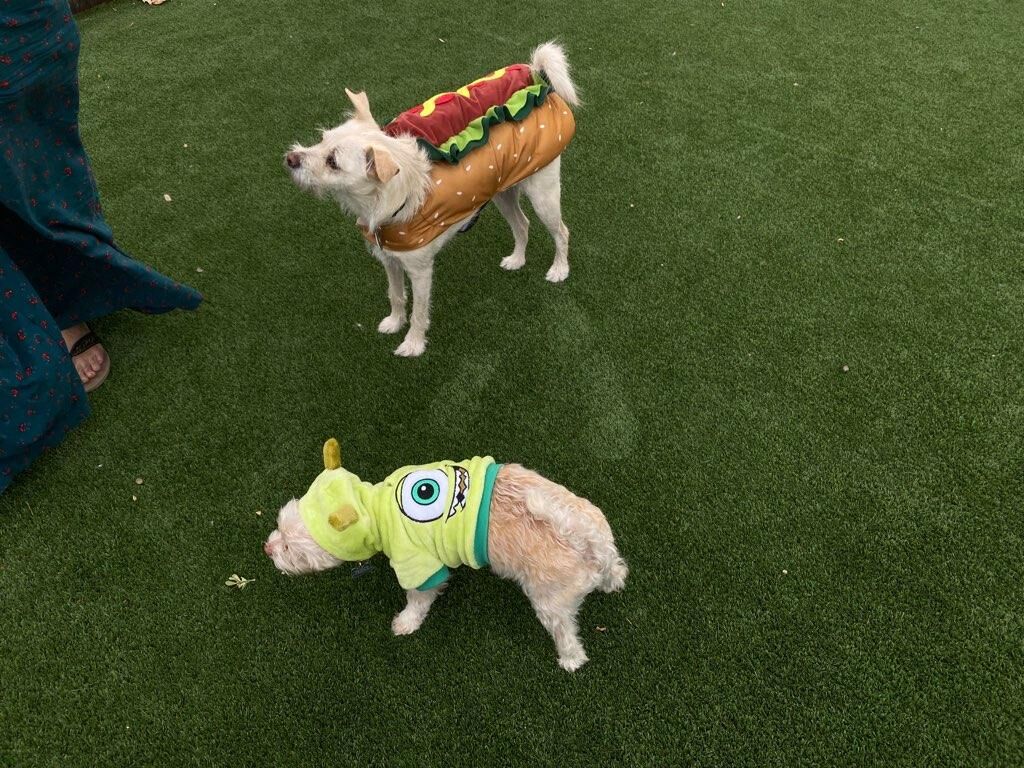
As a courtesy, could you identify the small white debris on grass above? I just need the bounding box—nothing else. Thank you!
[225,574,255,589]
[842,364,850,373]
[195,267,204,273]
[782,569,788,575]
[131,495,138,502]
[837,237,845,243]
[438,38,446,43]
[135,477,144,485]
[143,0,168,5]
[255,510,263,516]
[163,193,172,202]
[595,625,607,632]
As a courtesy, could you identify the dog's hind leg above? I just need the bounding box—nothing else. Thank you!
[524,579,591,671]
[377,252,408,334]
[521,157,569,283]
[392,586,444,635]
[493,188,530,271]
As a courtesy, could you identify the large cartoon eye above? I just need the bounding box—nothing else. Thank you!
[398,469,450,522]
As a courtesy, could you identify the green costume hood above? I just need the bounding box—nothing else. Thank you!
[298,465,382,562]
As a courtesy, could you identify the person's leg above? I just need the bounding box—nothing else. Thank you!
[0,244,90,493]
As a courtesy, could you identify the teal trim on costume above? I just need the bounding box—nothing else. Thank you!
[417,565,451,591]
[474,462,501,567]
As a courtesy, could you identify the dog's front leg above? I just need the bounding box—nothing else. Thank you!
[377,252,407,334]
[393,252,434,357]
[391,586,443,635]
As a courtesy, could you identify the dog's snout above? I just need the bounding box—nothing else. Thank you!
[263,540,273,557]
[285,151,302,169]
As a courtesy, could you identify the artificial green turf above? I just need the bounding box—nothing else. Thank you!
[2,0,1023,764]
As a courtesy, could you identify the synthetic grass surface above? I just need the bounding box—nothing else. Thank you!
[2,0,1023,764]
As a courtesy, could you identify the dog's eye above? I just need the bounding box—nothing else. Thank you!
[325,153,339,170]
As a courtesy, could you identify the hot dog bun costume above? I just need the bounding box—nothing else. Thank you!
[360,63,576,251]
[299,439,501,590]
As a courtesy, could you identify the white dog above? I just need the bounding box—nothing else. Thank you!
[285,42,580,357]
[264,442,627,671]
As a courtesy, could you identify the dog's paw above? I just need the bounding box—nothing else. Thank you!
[394,336,427,357]
[500,254,526,271]
[545,262,570,283]
[392,611,424,636]
[558,650,589,672]
[377,314,406,334]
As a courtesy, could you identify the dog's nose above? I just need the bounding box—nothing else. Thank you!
[285,151,302,169]
[263,541,273,557]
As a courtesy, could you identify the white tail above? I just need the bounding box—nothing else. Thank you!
[530,41,580,108]
[525,489,627,591]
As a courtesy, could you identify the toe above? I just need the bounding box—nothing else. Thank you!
[91,348,107,372]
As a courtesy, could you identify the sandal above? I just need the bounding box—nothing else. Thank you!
[69,330,110,394]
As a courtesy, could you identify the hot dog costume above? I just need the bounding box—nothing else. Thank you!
[299,440,501,590]
[360,63,576,251]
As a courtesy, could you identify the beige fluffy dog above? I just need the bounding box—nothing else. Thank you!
[264,442,627,671]
[284,42,580,357]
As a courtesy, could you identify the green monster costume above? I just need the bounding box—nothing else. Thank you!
[298,440,501,590]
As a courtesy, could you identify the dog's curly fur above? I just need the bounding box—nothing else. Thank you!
[265,463,627,671]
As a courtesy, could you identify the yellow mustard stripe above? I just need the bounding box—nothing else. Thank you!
[420,68,507,117]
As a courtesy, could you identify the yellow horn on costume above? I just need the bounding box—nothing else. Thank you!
[323,438,342,470]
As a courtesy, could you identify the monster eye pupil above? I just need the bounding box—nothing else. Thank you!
[417,483,431,500]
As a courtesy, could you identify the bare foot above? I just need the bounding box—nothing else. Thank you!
[61,324,108,387]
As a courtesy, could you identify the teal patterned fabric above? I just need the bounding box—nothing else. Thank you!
[1,0,202,491]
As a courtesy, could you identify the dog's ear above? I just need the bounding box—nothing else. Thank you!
[365,145,400,183]
[328,504,359,532]
[345,88,376,125]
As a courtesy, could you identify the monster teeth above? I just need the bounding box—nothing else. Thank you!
[448,467,470,517]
